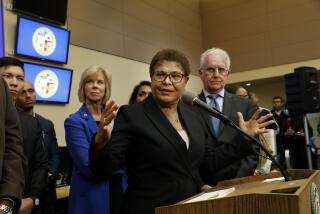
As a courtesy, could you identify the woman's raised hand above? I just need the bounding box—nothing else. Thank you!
[94,100,119,148]
[237,109,274,137]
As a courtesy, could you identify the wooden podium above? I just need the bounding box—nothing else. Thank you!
[155,170,320,214]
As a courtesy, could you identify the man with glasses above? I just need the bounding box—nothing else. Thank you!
[196,48,259,185]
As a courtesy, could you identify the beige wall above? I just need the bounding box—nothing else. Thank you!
[227,58,320,84]
[3,0,203,146]
[68,0,203,74]
[199,0,320,111]
[199,0,320,109]
[200,0,320,73]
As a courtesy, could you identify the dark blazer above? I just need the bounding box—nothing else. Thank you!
[90,96,252,214]
[0,79,24,211]
[197,91,259,185]
[35,113,59,203]
[17,109,48,200]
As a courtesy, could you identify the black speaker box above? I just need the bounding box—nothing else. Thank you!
[285,66,320,115]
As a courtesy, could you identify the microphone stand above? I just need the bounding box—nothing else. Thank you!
[303,114,313,169]
[204,108,293,181]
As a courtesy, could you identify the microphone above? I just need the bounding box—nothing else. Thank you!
[181,91,292,181]
[182,91,233,125]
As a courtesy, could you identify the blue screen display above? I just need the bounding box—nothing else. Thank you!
[15,17,70,64]
[0,1,4,57]
[24,62,73,104]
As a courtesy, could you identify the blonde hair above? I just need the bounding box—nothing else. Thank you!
[78,65,112,104]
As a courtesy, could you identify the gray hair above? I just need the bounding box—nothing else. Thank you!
[78,65,112,104]
[199,48,231,70]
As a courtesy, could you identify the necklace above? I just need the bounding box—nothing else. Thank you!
[171,118,179,123]
[162,109,180,125]
[168,116,180,124]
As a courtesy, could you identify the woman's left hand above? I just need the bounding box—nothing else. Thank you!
[237,109,274,137]
[94,100,119,148]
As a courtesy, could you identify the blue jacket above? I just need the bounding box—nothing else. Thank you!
[65,105,126,214]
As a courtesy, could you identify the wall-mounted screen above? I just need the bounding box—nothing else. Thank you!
[23,62,73,104]
[15,16,70,64]
[0,0,4,57]
[12,0,68,25]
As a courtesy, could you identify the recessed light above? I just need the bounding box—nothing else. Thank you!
[245,83,251,87]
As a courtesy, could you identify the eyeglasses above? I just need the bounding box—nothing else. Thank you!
[152,71,186,83]
[202,67,228,75]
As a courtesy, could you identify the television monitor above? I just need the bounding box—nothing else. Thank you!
[0,0,4,57]
[12,0,68,25]
[23,62,73,104]
[15,16,70,64]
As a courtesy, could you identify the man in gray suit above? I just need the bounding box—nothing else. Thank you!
[197,48,259,185]
[0,78,25,214]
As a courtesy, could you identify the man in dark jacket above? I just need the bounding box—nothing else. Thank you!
[270,96,287,168]
[17,80,59,214]
[0,57,48,214]
[197,48,259,185]
[0,78,25,214]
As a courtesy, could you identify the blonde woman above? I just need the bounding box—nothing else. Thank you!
[65,66,126,214]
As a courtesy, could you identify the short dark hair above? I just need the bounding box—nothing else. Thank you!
[225,85,244,94]
[0,57,24,72]
[149,49,190,76]
[273,96,285,103]
[128,81,151,104]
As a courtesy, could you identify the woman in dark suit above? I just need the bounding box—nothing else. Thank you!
[90,49,273,214]
[64,66,127,214]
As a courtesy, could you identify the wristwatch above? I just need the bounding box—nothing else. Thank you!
[0,204,13,214]
[30,197,40,206]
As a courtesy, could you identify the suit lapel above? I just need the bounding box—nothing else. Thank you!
[78,105,98,135]
[142,97,195,179]
[220,92,233,136]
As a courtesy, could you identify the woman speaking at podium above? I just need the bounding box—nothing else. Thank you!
[90,49,273,214]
